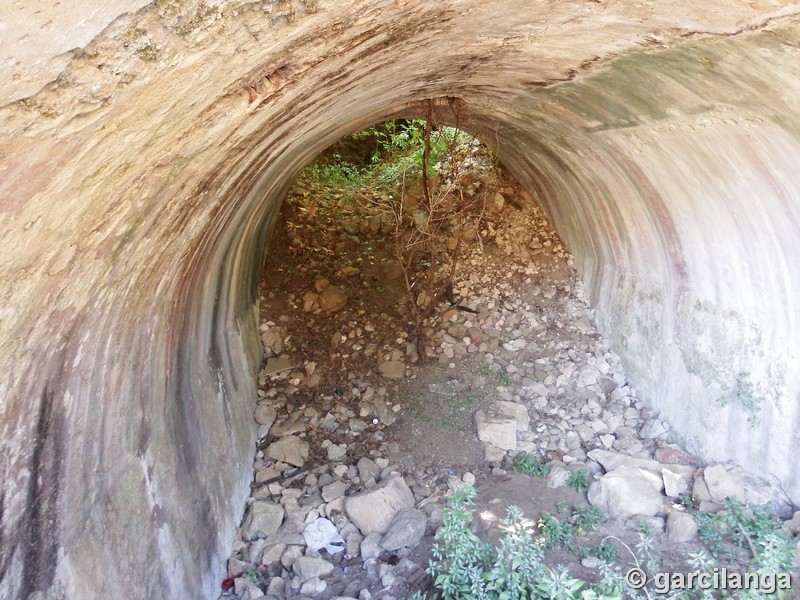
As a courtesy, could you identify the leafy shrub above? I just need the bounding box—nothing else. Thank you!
[513,452,549,477]
[426,485,606,599]
[567,469,591,493]
[538,512,574,550]
[572,504,603,534]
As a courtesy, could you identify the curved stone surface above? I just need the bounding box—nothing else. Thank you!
[1,1,799,598]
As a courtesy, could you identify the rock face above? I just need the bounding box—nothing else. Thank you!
[2,1,800,599]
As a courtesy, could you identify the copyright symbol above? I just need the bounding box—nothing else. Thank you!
[626,567,647,589]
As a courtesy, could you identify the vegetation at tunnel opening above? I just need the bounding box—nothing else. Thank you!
[296,100,504,360]
[409,485,796,600]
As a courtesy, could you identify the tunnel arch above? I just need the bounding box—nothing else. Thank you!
[1,2,800,598]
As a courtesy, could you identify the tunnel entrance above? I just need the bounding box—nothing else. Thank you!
[220,122,797,599]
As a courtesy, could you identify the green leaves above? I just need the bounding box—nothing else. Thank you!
[513,452,549,477]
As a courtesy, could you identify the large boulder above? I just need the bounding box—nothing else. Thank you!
[588,466,665,518]
[344,475,415,535]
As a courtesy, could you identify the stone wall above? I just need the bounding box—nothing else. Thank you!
[1,1,799,598]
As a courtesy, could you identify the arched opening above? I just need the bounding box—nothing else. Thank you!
[1,3,800,599]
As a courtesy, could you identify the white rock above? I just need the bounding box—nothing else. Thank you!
[294,556,334,582]
[267,437,309,468]
[301,577,327,595]
[502,338,527,352]
[381,508,428,550]
[587,449,661,476]
[327,444,347,460]
[661,465,695,498]
[378,360,405,379]
[360,531,383,561]
[475,410,517,450]
[322,481,348,502]
[666,510,698,542]
[588,466,665,518]
[344,475,415,534]
[254,403,277,428]
[494,400,530,432]
[242,501,284,539]
[703,464,776,506]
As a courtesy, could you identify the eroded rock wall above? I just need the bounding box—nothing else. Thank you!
[1,1,799,598]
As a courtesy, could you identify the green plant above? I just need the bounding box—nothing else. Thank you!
[538,512,573,550]
[715,371,763,428]
[572,504,603,534]
[556,501,569,515]
[427,485,618,599]
[677,492,694,509]
[596,543,617,564]
[513,452,550,477]
[696,498,792,564]
[567,469,591,493]
[497,371,513,386]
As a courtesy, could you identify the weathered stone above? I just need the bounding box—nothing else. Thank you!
[475,410,517,451]
[666,510,698,542]
[322,481,348,502]
[655,446,701,466]
[242,502,285,539]
[254,404,278,428]
[378,360,406,379]
[661,465,695,498]
[494,401,530,432]
[294,556,335,581]
[588,466,665,518]
[380,509,428,550]
[357,457,381,482]
[587,449,661,476]
[344,475,415,535]
[267,437,310,468]
[326,443,347,461]
[264,355,294,375]
[360,532,383,561]
[319,284,347,312]
[703,464,776,506]
[301,577,328,595]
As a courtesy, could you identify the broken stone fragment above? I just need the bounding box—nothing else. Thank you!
[666,510,698,542]
[380,508,428,551]
[254,403,277,428]
[344,474,414,535]
[378,360,405,379]
[293,556,334,582]
[266,436,309,467]
[661,465,695,498]
[475,409,517,450]
[319,283,347,312]
[242,501,284,539]
[587,449,661,476]
[587,465,665,518]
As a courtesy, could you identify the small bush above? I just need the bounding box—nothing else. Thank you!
[538,512,573,550]
[513,452,549,477]
[426,485,607,599]
[567,469,591,493]
[572,504,603,534]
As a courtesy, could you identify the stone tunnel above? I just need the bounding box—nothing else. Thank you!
[1,0,799,598]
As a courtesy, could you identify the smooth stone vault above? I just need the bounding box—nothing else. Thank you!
[1,1,799,598]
